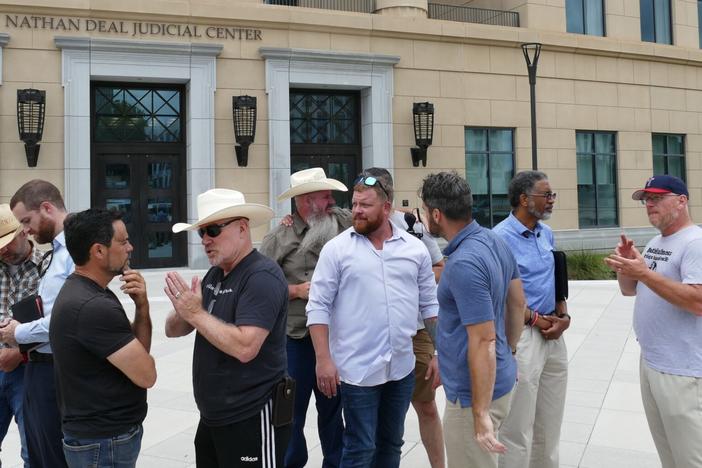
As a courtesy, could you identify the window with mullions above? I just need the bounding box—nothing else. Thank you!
[290,93,358,145]
[640,0,672,44]
[93,86,182,142]
[577,131,618,228]
[566,0,605,36]
[653,134,686,181]
[465,128,515,228]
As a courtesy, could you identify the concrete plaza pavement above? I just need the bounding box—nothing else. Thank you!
[1,273,663,468]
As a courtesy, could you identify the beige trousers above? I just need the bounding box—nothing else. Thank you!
[640,358,702,468]
[443,389,514,468]
[498,326,568,468]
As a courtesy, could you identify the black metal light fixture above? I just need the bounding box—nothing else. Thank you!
[521,42,542,170]
[411,102,434,167]
[232,95,257,167]
[17,89,46,167]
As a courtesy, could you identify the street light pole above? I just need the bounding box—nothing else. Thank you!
[521,43,542,170]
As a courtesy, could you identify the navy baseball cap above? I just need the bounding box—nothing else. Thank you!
[632,175,689,200]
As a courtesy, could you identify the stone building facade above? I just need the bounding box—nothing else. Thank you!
[0,0,699,267]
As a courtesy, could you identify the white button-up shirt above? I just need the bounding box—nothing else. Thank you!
[306,222,439,386]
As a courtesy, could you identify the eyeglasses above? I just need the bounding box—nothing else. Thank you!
[353,175,390,199]
[197,218,244,239]
[530,192,557,201]
[640,194,679,205]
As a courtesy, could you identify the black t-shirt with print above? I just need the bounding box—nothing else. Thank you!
[50,273,146,438]
[194,249,288,426]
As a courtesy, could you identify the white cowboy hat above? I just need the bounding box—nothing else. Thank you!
[172,189,273,233]
[277,168,348,201]
[0,204,22,250]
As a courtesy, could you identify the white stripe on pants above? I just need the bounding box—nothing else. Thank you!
[498,326,567,468]
[260,399,277,468]
[640,357,702,468]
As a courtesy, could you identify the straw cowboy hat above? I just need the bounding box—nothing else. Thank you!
[0,204,22,250]
[277,167,348,201]
[172,189,273,233]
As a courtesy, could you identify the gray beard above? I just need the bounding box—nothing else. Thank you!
[299,207,343,252]
[527,200,551,220]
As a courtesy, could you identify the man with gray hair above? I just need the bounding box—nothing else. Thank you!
[260,167,348,468]
[493,171,569,468]
[419,172,524,468]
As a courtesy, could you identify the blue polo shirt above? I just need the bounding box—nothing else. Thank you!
[493,213,556,314]
[437,220,518,407]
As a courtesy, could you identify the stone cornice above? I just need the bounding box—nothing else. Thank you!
[259,47,400,66]
[54,36,223,56]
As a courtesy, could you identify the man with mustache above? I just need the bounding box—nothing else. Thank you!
[605,175,702,468]
[51,209,156,468]
[0,180,74,468]
[0,204,51,467]
[260,168,349,468]
[306,171,439,468]
[493,171,569,468]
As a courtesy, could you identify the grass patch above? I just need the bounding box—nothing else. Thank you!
[565,251,616,280]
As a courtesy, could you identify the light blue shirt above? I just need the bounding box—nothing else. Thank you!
[437,221,518,407]
[493,213,556,314]
[15,231,75,354]
[306,222,439,386]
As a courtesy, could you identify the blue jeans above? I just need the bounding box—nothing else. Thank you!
[340,372,415,468]
[0,364,28,467]
[62,424,143,468]
[285,336,343,468]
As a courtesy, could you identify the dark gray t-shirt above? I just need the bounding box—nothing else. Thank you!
[194,250,288,426]
[51,273,146,438]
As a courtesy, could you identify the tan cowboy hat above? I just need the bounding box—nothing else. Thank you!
[0,204,22,250]
[277,168,348,201]
[172,189,274,233]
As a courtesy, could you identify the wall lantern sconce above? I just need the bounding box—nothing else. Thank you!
[411,102,434,167]
[232,95,257,167]
[17,89,46,168]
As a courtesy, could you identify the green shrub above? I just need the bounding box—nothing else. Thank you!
[565,251,616,280]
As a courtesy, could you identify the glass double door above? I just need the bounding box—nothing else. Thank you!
[91,149,186,268]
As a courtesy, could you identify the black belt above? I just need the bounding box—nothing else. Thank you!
[28,351,52,363]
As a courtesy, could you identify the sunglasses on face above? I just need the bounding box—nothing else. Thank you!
[197,218,244,239]
[353,175,390,199]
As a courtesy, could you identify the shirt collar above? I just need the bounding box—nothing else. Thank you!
[292,212,308,237]
[506,212,542,238]
[350,219,406,243]
[443,220,480,256]
[52,230,66,250]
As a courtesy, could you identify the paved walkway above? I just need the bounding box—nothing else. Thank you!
[1,274,662,468]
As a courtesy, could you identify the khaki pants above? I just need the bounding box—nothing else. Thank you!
[498,326,568,468]
[444,389,514,468]
[640,358,702,468]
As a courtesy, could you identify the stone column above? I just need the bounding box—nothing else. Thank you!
[374,0,428,17]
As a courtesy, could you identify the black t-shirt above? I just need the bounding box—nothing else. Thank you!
[50,273,147,438]
[194,249,288,426]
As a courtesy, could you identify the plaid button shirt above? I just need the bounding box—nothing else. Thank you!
[0,244,51,321]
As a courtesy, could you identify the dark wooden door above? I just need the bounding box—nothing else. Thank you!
[90,83,187,268]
